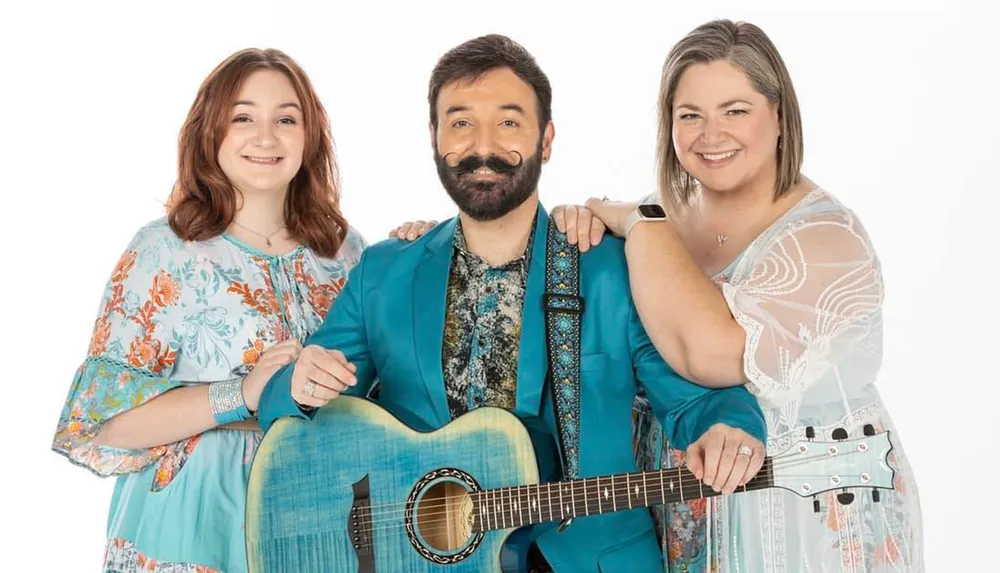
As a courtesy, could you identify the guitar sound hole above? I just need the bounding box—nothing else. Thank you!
[415,480,474,553]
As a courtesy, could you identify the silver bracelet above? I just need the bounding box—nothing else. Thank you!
[208,378,252,425]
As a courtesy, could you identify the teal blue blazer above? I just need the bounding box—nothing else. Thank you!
[259,204,766,572]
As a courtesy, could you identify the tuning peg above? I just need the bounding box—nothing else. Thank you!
[836,492,855,506]
[872,489,881,503]
[813,498,821,513]
[805,426,815,440]
[863,424,875,436]
[832,428,848,440]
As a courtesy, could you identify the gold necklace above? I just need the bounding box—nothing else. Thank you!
[233,221,285,247]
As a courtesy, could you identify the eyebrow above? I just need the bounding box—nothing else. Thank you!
[675,99,753,111]
[233,100,302,111]
[445,103,527,115]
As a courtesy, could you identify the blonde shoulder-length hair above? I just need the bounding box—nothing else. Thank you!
[656,20,804,214]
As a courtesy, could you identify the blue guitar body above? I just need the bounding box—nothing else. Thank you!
[246,395,539,573]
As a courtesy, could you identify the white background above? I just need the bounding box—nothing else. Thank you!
[1,0,994,570]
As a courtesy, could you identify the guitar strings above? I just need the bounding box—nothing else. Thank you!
[353,470,877,552]
[333,449,879,546]
[355,449,867,532]
[354,446,869,525]
[356,463,777,538]
[354,449,801,517]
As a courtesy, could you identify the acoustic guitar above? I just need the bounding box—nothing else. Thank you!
[245,395,895,572]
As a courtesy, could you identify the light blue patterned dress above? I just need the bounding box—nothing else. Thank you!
[51,217,366,572]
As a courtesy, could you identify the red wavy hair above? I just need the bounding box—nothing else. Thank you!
[167,48,348,258]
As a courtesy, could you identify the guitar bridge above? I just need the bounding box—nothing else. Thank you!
[350,475,375,573]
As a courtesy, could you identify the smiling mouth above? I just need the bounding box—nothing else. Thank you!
[698,150,739,162]
[462,167,507,179]
[243,156,283,165]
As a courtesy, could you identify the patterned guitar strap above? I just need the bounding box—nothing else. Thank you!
[543,221,583,517]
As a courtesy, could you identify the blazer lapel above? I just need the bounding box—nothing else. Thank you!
[412,219,457,427]
[514,204,550,418]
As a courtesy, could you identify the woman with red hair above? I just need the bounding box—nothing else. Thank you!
[51,48,365,572]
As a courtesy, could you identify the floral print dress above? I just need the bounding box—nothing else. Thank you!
[51,217,366,572]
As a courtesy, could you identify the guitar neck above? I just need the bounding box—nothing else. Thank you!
[472,458,774,533]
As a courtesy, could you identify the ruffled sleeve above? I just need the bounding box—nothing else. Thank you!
[721,206,884,406]
[51,222,187,477]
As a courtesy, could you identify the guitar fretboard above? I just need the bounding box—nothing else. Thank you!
[471,459,774,532]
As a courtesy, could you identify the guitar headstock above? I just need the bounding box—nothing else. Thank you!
[770,424,895,507]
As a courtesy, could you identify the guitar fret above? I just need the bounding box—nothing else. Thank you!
[547,482,554,523]
[678,467,684,503]
[596,476,602,514]
[517,486,531,525]
[626,473,632,509]
[480,491,487,531]
[569,482,576,517]
[493,489,503,529]
[535,485,542,524]
[512,488,518,526]
[477,492,484,531]
[611,476,618,511]
[485,490,493,531]
[498,488,505,529]
[557,480,565,519]
[642,472,649,507]
[659,469,666,506]
[508,487,515,527]
[507,487,514,529]
[583,478,590,515]
[495,489,502,530]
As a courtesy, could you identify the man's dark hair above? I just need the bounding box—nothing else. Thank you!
[428,34,552,130]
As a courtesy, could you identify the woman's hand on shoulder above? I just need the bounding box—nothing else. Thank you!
[389,220,438,241]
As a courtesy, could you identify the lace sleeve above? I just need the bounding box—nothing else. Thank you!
[722,208,884,405]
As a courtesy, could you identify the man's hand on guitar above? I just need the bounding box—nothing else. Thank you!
[685,424,765,495]
[290,345,357,409]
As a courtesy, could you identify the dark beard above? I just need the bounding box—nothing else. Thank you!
[434,140,543,222]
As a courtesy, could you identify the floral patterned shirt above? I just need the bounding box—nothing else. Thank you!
[441,219,535,418]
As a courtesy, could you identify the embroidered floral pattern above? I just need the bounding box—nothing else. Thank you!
[543,224,583,478]
[104,538,220,572]
[151,435,203,492]
[295,256,346,320]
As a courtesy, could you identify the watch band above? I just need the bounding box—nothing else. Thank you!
[624,204,667,239]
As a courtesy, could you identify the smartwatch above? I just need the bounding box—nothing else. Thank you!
[623,203,667,239]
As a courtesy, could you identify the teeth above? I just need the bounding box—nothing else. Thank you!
[701,151,737,161]
[245,157,281,164]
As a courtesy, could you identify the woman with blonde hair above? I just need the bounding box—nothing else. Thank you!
[558,19,924,573]
[394,18,924,573]
[51,48,366,572]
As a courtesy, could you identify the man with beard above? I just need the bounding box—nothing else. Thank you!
[257,35,767,573]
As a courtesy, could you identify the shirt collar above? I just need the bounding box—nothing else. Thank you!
[453,214,537,274]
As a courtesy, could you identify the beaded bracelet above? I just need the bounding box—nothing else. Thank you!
[208,378,252,426]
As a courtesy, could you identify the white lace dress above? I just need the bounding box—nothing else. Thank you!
[632,187,924,572]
